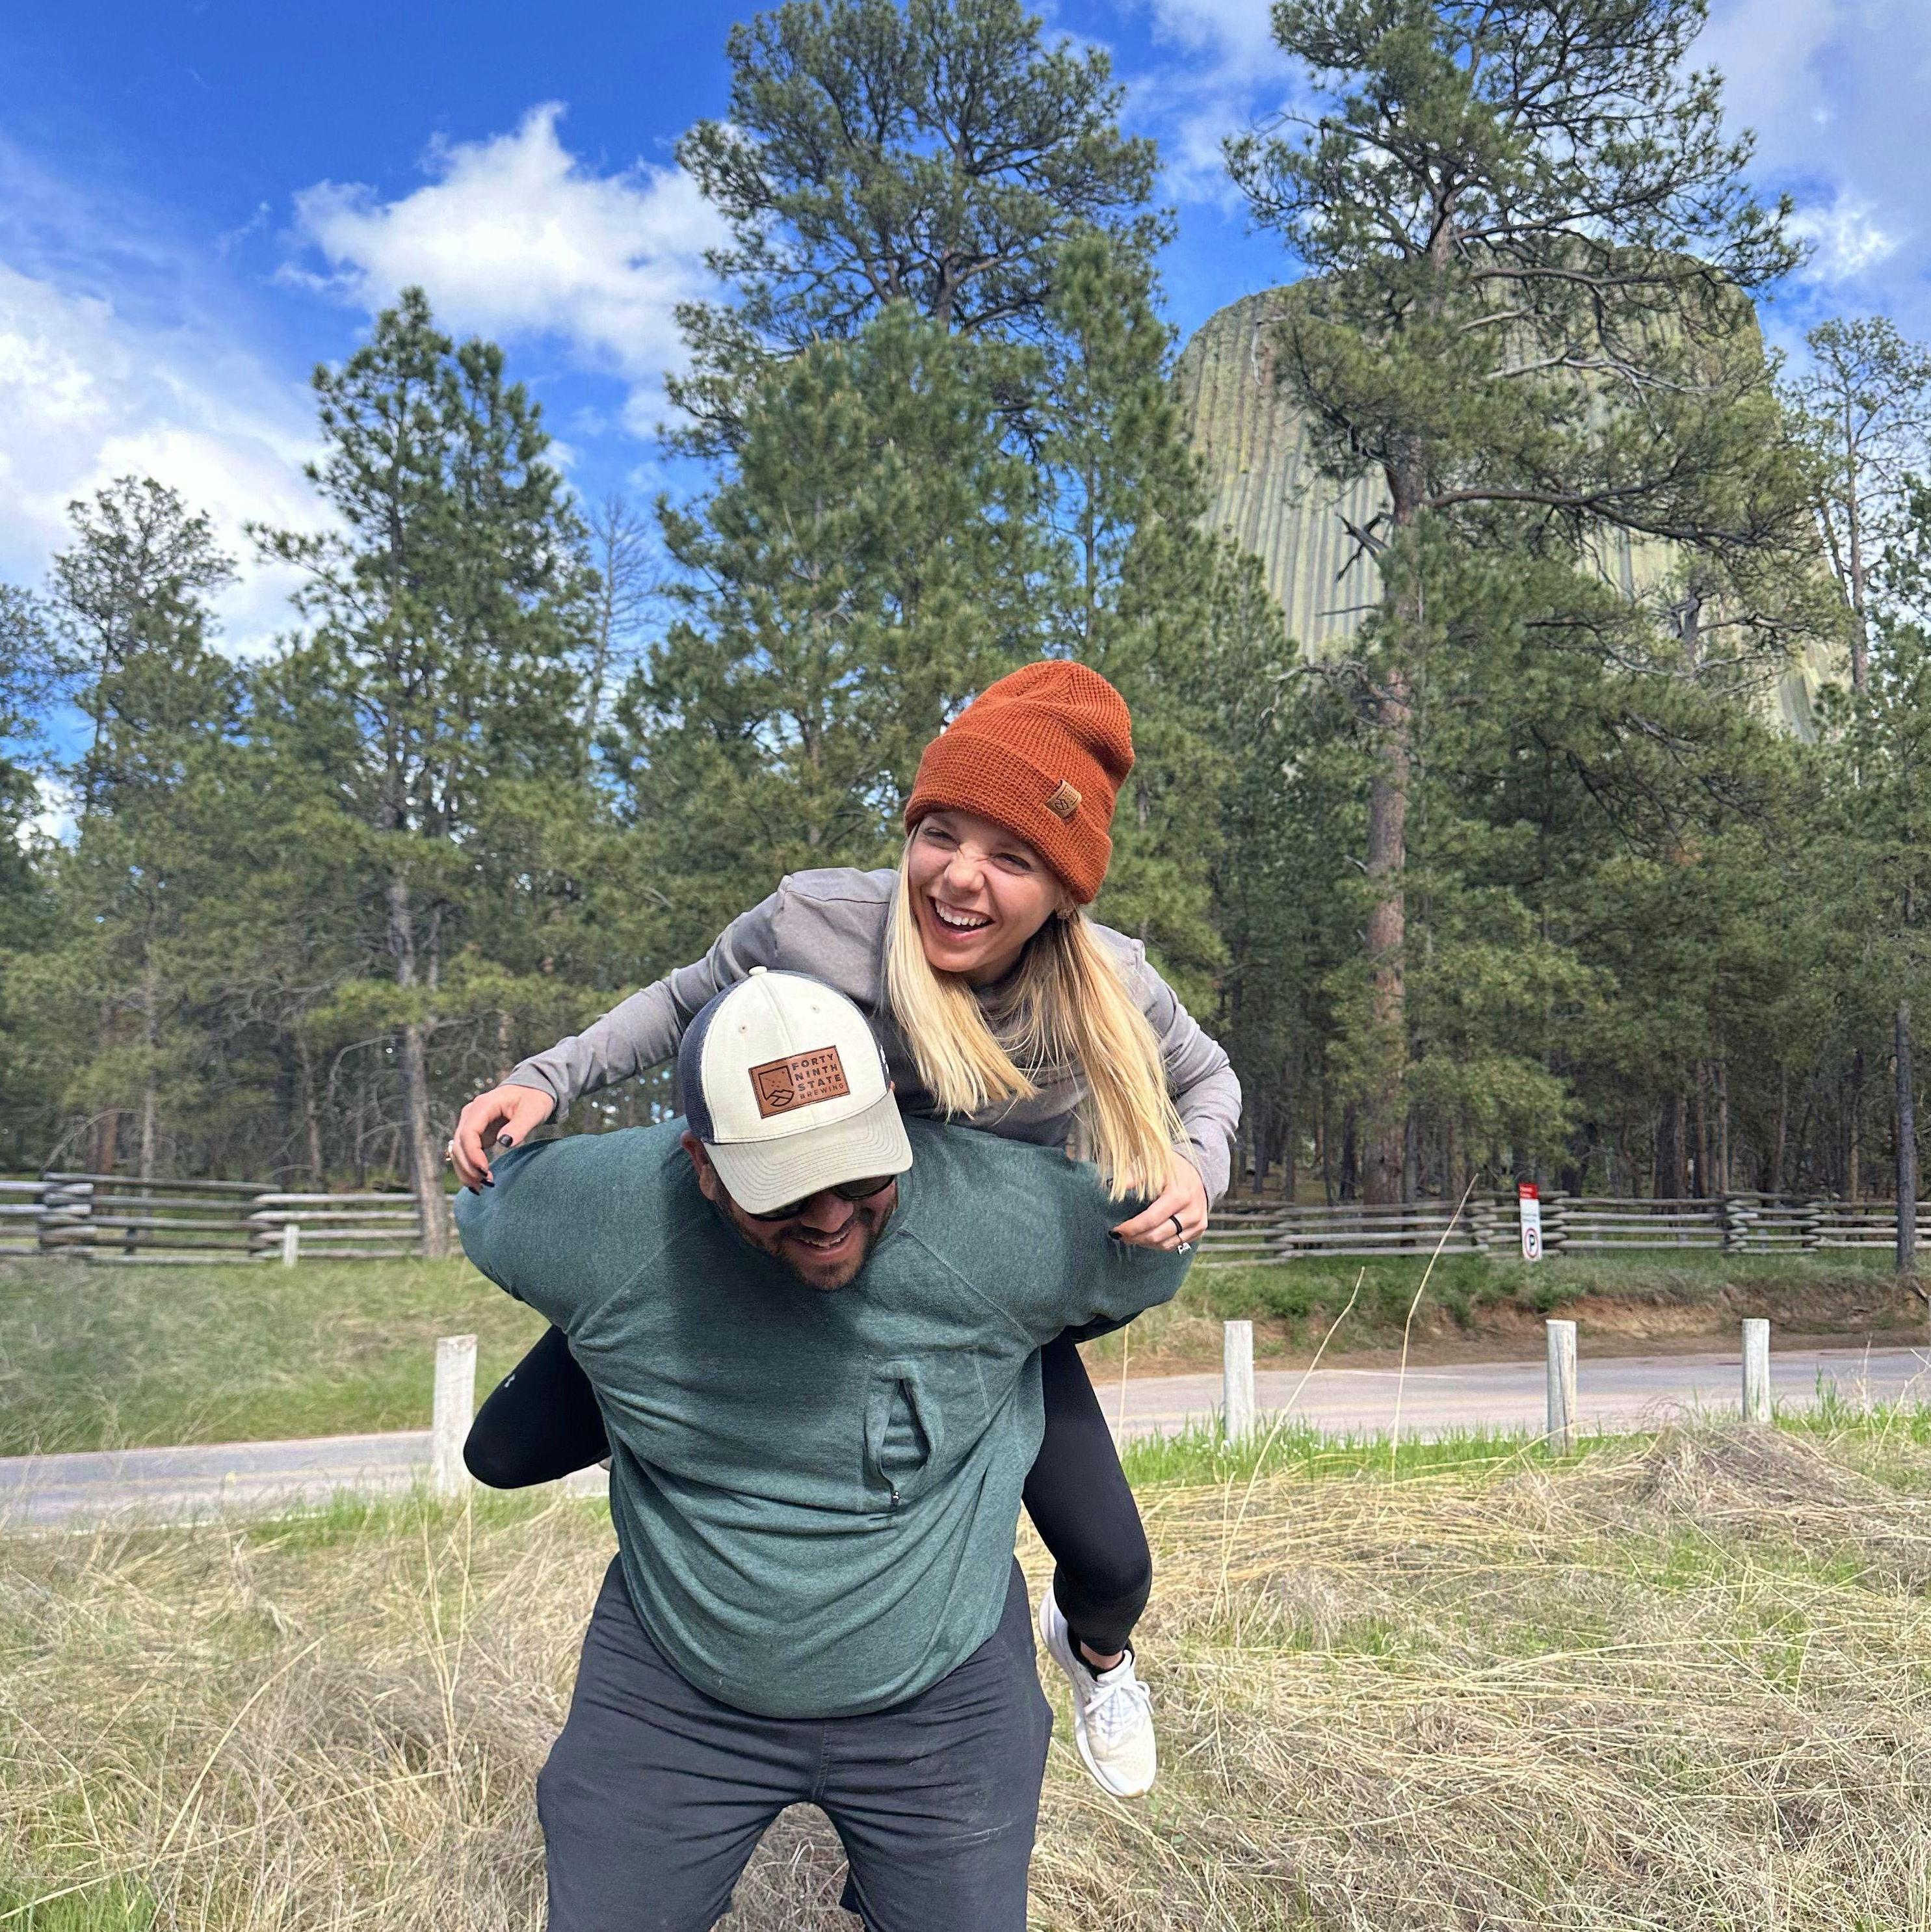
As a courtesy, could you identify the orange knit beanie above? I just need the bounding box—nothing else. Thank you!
[902,660,1134,904]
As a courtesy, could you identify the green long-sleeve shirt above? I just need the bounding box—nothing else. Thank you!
[454,1117,1189,1718]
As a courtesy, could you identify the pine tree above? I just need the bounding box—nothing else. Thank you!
[25,480,241,1177]
[1787,317,1931,694]
[672,0,1163,446]
[254,290,595,1249]
[1226,0,1814,1200]
[607,306,1042,954]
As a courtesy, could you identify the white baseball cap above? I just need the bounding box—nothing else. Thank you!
[676,969,914,1214]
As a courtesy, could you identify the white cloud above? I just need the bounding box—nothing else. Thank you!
[1117,0,1301,208]
[1789,190,1901,285]
[0,262,322,653]
[1141,0,1282,66]
[27,773,75,847]
[288,103,726,430]
[1696,0,1931,337]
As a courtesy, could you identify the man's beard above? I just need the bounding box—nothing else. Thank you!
[771,1214,880,1290]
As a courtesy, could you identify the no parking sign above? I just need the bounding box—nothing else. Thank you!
[1518,1182,1543,1262]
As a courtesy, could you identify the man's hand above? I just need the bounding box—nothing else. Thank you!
[449,1083,558,1190]
[1111,1157,1209,1251]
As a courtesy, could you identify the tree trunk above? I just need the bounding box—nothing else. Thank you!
[1770,1065,1789,1195]
[1361,661,1413,1204]
[387,867,449,1258]
[1692,1066,1710,1199]
[1899,998,1919,1277]
[296,1030,325,1184]
[1656,1092,1684,1199]
[1714,1059,1731,1198]
[138,955,159,1182]
[90,999,119,1174]
[1848,1050,1866,1200]
[1845,412,1870,695]
[1339,1102,1359,1203]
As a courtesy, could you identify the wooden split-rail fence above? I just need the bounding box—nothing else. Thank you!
[4,1174,1923,1270]
[0,1172,425,1264]
[1197,1191,1931,1265]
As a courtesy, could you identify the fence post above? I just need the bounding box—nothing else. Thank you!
[280,1221,300,1267]
[431,1334,479,1497]
[1545,1318,1578,1456]
[1222,1319,1255,1442]
[1540,1192,1568,1253]
[1741,1318,1770,1425]
[1469,1195,1496,1254]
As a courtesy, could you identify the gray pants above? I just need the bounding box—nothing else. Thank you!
[537,1558,1054,1931]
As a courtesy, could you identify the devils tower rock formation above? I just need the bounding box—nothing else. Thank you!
[1174,288,1833,731]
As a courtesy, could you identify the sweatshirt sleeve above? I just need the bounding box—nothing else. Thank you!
[501,889,787,1121]
[453,1140,594,1325]
[1006,1155,1193,1343]
[1122,951,1243,1205]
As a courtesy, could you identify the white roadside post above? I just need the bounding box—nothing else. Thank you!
[1222,1319,1255,1443]
[1545,1319,1578,1457]
[280,1221,300,1267]
[432,1334,479,1498]
[1741,1318,1771,1425]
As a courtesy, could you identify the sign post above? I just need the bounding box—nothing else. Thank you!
[1518,1182,1544,1263]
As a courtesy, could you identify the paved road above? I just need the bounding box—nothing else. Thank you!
[1102,1340,1931,1439]
[6,1342,1928,1530]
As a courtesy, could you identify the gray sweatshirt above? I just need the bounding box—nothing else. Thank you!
[505,867,1242,1201]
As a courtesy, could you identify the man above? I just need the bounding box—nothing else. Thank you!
[454,966,1189,1932]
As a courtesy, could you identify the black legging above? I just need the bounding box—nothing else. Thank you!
[466,1325,1152,1657]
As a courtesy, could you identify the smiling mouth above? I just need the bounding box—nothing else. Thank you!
[928,898,993,934]
[785,1217,858,1254]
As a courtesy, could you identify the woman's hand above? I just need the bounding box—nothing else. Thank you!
[1111,1157,1209,1251]
[448,1083,558,1191]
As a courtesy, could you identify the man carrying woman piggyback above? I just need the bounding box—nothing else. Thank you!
[449,659,1241,1799]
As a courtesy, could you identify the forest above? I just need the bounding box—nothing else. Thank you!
[1,0,1925,1260]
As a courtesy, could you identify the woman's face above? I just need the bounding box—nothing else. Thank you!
[904,808,1068,986]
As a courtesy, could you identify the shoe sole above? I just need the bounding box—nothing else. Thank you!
[1036,1591,1155,1799]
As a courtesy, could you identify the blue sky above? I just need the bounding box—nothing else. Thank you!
[4,0,1929,656]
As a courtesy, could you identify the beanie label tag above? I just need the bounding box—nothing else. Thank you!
[1045,780,1083,821]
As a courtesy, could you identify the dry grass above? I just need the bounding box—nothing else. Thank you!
[5,1422,1931,1930]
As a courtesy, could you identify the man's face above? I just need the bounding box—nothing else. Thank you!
[683,1135,899,1291]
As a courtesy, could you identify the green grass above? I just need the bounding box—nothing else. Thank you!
[1116,1416,1598,1486]
[0,1881,156,1931]
[1086,1242,1917,1362]
[0,1256,547,1457]
[1117,1396,1931,1488]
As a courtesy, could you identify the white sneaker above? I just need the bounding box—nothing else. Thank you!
[1037,1585,1157,1798]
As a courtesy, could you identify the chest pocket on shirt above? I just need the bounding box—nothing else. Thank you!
[863,1362,944,1512]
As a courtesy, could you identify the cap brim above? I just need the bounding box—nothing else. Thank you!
[704,1086,914,1215]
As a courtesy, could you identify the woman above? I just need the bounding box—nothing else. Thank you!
[449,661,1240,1799]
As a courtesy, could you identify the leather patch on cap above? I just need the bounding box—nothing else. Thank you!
[750,1047,851,1117]
[1045,779,1082,820]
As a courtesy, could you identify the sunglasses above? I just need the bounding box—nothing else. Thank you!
[739,1174,898,1222]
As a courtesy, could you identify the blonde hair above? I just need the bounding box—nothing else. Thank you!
[884,849,1187,1200]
